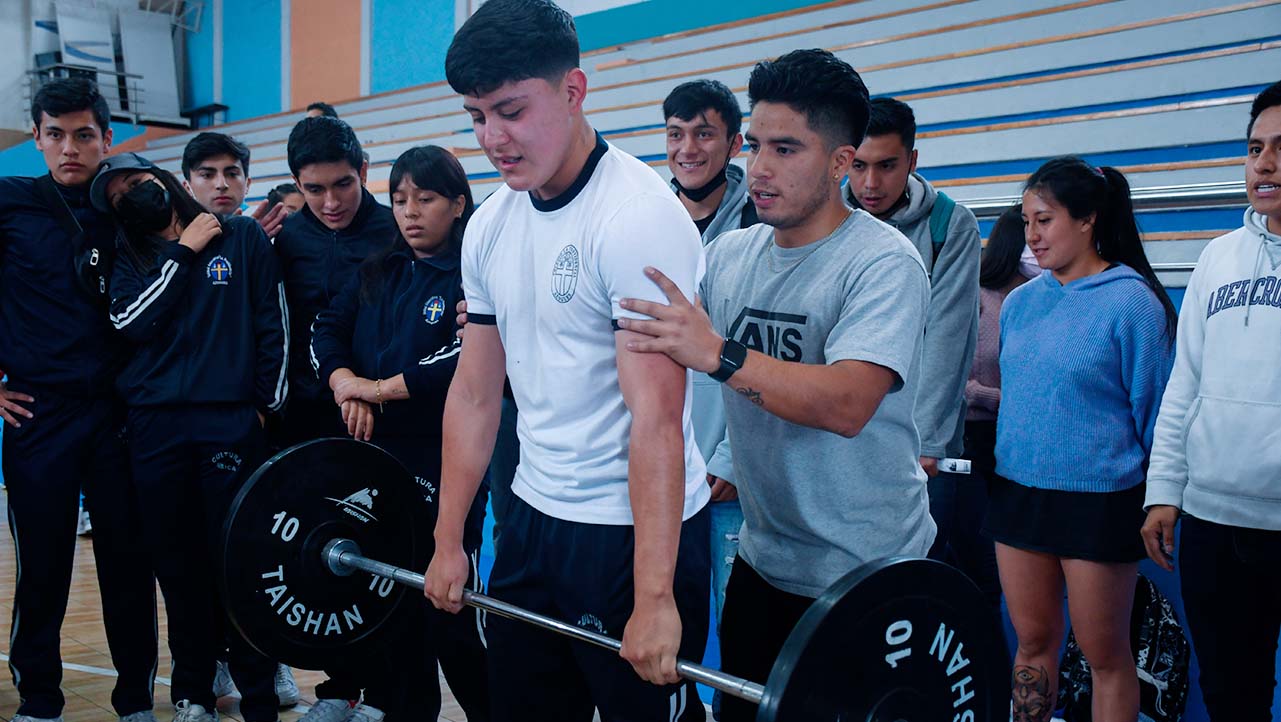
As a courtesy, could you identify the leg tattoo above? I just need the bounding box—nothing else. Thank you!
[1012,665,1052,722]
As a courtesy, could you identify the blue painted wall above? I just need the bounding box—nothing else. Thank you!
[222,1,283,120]
[370,0,454,94]
[185,6,216,113]
[575,0,820,52]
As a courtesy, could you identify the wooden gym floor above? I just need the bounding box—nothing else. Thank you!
[0,491,472,722]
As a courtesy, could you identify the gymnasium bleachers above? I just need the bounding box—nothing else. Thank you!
[124,0,1276,294]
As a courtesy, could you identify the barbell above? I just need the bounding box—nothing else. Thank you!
[219,438,1008,722]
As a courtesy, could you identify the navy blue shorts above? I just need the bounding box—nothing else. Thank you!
[487,495,710,722]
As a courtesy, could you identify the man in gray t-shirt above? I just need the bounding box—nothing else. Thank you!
[617,49,934,722]
[699,209,934,596]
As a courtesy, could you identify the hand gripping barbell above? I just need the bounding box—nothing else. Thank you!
[219,438,1007,722]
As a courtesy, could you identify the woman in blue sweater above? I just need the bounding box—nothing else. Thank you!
[987,157,1176,722]
[310,145,488,722]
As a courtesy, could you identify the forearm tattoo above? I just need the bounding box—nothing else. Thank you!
[1012,665,1052,722]
[733,386,764,406]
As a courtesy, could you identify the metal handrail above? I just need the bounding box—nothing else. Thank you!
[27,64,148,124]
[963,180,1247,218]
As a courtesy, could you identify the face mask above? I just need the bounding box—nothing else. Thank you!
[117,180,172,235]
[1019,243,1040,278]
[674,164,728,203]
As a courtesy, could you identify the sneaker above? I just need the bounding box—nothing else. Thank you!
[171,700,218,722]
[13,716,65,722]
[297,699,356,722]
[274,664,300,707]
[76,508,92,536]
[349,705,384,722]
[213,660,237,698]
[121,712,160,722]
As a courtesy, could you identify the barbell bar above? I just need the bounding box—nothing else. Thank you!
[322,537,767,703]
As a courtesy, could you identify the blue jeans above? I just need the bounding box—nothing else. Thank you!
[709,498,742,720]
[709,499,743,626]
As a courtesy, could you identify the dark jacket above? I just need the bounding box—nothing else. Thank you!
[108,215,288,413]
[0,175,124,396]
[275,188,396,403]
[311,240,463,438]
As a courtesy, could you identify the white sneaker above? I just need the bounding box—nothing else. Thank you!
[13,715,65,722]
[297,698,356,722]
[274,664,300,707]
[121,712,160,722]
[212,660,237,698]
[76,508,92,536]
[349,705,384,722]
[171,700,218,722]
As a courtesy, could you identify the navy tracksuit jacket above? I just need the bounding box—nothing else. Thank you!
[0,174,158,719]
[310,240,489,720]
[275,189,395,408]
[108,214,288,720]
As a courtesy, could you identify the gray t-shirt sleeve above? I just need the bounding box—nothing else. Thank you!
[824,251,930,390]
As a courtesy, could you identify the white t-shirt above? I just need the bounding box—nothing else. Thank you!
[462,136,710,525]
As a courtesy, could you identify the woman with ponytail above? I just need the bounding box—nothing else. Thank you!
[986,156,1175,722]
[93,152,287,722]
[310,145,489,722]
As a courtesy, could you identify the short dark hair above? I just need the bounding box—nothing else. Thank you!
[446,0,579,97]
[1248,80,1281,137]
[866,97,916,151]
[287,117,364,177]
[663,80,743,138]
[266,182,300,208]
[31,78,110,134]
[306,101,338,118]
[181,132,251,179]
[747,49,870,148]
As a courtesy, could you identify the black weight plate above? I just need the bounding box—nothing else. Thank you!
[758,558,1008,722]
[219,438,433,671]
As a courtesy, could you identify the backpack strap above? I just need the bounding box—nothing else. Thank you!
[33,174,114,305]
[928,190,956,267]
[33,173,84,238]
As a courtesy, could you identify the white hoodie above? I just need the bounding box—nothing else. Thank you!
[1146,209,1281,530]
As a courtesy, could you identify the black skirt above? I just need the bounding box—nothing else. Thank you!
[982,476,1148,563]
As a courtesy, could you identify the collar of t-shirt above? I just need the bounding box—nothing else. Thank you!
[528,132,609,213]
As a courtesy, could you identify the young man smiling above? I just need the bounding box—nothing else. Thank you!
[662,77,751,721]
[0,78,159,722]
[423,1,710,719]
[618,50,935,722]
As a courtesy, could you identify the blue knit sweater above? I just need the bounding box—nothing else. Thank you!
[996,265,1174,492]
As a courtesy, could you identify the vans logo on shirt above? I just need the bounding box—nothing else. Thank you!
[551,244,580,303]
[1206,275,1281,319]
[728,307,806,361]
[207,255,232,286]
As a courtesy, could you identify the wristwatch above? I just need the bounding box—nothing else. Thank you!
[710,338,748,383]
